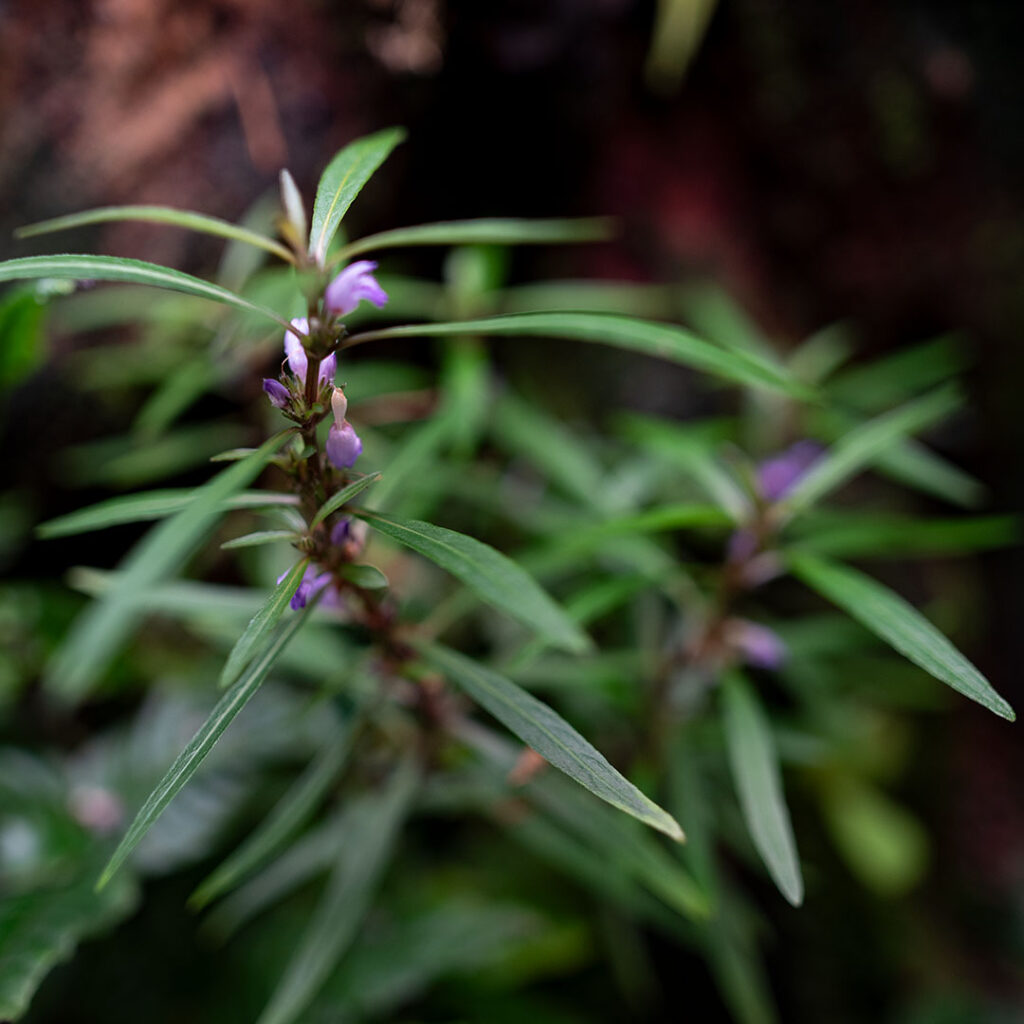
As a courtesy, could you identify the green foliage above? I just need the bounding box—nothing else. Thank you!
[2,126,1015,1024]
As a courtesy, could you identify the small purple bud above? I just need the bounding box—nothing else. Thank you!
[330,517,353,546]
[289,566,333,610]
[757,441,823,502]
[326,421,363,469]
[728,619,787,669]
[263,378,290,409]
[325,260,389,316]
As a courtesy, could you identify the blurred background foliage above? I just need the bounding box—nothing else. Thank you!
[1,1,1023,1022]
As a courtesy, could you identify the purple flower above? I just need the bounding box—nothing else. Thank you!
[727,619,787,669]
[326,421,363,469]
[325,261,388,316]
[263,378,290,409]
[757,441,822,502]
[284,318,336,387]
[279,565,333,610]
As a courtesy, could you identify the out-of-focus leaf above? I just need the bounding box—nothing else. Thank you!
[820,775,928,895]
[0,859,137,1021]
[97,599,318,890]
[346,312,814,398]
[873,438,985,508]
[219,558,309,689]
[789,552,1015,721]
[37,490,299,539]
[133,359,215,438]
[0,256,290,327]
[360,512,591,654]
[15,205,292,261]
[425,644,684,841]
[721,672,804,906]
[789,512,1017,559]
[45,431,294,700]
[828,334,968,413]
[618,415,749,520]
[784,386,962,515]
[59,422,248,488]
[190,723,357,909]
[491,392,614,512]
[255,759,418,1024]
[220,530,298,551]
[678,282,777,363]
[309,473,381,529]
[308,127,406,264]
[0,288,47,391]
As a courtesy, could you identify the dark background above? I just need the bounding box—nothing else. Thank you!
[1,0,1022,1020]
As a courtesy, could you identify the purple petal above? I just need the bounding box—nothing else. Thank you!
[319,352,337,386]
[289,566,333,610]
[284,317,310,379]
[326,421,363,469]
[757,441,823,502]
[290,580,312,610]
[325,261,389,317]
[330,517,353,546]
[263,378,290,409]
[731,620,787,669]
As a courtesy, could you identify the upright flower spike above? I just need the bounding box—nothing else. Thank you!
[325,261,388,316]
[284,317,336,387]
[326,386,362,469]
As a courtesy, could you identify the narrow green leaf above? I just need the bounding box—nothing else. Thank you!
[784,387,962,515]
[37,490,300,539]
[789,552,1015,721]
[45,431,294,700]
[358,511,591,654]
[721,672,804,906]
[344,312,814,398]
[15,205,293,262]
[190,723,357,909]
[336,217,613,261]
[220,530,298,551]
[97,600,317,891]
[256,760,418,1024]
[0,255,291,328]
[308,127,406,264]
[309,473,381,529]
[423,643,684,841]
[219,559,309,689]
[789,513,1018,559]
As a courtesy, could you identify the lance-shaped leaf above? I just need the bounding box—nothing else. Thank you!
[344,312,813,398]
[219,559,309,689]
[97,600,318,891]
[0,255,290,327]
[190,722,357,909]
[336,217,613,261]
[15,206,293,262]
[422,643,684,841]
[220,530,298,551]
[45,431,294,700]
[308,127,406,264]
[309,473,381,529]
[721,672,804,906]
[256,760,418,1024]
[356,511,591,654]
[788,552,1016,721]
[783,386,962,515]
[37,490,299,539]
